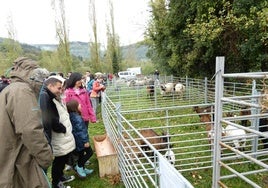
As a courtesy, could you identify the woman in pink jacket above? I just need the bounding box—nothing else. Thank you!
[64,72,96,126]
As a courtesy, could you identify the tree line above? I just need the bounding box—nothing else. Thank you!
[146,0,268,78]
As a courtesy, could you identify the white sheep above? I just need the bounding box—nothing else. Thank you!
[160,82,185,97]
[174,83,185,97]
[160,83,174,95]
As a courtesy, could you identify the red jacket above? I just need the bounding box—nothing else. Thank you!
[90,80,105,98]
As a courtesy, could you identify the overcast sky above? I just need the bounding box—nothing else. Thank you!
[0,0,150,46]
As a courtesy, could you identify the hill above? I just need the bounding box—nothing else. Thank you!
[0,38,149,61]
[33,41,149,61]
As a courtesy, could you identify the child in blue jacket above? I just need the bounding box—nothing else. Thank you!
[66,99,94,178]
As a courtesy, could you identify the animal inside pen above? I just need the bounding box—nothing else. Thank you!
[103,76,268,187]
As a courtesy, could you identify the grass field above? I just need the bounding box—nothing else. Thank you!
[101,82,268,188]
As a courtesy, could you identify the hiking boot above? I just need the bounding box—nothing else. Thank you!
[83,167,94,175]
[75,165,86,178]
[52,181,71,188]
[60,175,75,183]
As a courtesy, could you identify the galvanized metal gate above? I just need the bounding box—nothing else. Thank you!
[213,57,268,188]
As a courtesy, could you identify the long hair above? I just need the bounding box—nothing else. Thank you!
[65,72,83,89]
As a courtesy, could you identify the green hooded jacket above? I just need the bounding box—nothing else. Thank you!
[0,57,53,188]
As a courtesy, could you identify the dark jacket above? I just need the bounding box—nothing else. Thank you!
[0,81,9,92]
[69,112,89,152]
[39,86,66,144]
[0,57,53,188]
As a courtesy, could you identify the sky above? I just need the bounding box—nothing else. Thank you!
[0,0,151,46]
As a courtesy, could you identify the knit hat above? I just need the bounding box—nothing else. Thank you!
[30,68,50,83]
[66,72,83,89]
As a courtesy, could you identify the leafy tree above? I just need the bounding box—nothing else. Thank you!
[0,15,22,75]
[146,0,268,78]
[104,0,121,74]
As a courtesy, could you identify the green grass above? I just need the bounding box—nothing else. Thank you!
[103,85,268,188]
[54,83,268,188]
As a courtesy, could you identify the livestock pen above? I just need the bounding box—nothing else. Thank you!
[101,58,268,188]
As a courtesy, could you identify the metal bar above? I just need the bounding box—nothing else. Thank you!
[219,161,262,188]
[212,56,225,188]
[221,97,261,108]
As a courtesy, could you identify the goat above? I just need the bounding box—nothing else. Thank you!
[240,106,251,127]
[139,129,170,156]
[222,125,246,151]
[164,149,175,167]
[119,133,142,162]
[193,106,214,117]
[193,106,214,132]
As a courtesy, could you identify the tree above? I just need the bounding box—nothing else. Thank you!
[0,14,22,75]
[104,0,121,74]
[51,0,73,73]
[88,0,101,72]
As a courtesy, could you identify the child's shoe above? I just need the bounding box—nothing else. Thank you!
[75,165,86,178]
[83,167,94,175]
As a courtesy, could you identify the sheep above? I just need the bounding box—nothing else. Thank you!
[146,79,155,98]
[160,82,185,97]
[139,129,170,156]
[174,83,185,98]
[164,149,175,166]
[129,77,150,87]
[160,83,174,95]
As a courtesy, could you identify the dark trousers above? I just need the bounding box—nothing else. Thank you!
[77,146,93,168]
[52,154,70,186]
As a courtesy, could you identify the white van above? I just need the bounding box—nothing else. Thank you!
[118,71,136,80]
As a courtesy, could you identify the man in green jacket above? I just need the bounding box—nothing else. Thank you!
[0,57,53,188]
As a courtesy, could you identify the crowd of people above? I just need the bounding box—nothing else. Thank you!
[0,57,106,188]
